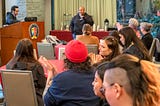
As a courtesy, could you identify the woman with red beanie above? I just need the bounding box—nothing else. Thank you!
[43,40,99,106]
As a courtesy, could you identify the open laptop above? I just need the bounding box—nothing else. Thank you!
[24,17,37,22]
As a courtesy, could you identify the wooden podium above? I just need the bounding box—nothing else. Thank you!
[0,22,45,65]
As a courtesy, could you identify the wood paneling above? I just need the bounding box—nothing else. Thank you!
[0,22,45,65]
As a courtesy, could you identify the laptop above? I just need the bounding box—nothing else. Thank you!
[24,17,37,22]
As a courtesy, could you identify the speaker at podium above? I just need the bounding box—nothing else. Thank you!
[0,22,45,65]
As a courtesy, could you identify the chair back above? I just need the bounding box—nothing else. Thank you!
[149,38,159,59]
[1,70,38,106]
[149,38,157,58]
[37,42,55,59]
[86,44,98,54]
[155,38,160,53]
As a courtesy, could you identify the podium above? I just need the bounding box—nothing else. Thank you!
[0,22,45,65]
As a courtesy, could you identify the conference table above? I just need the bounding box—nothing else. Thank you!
[50,30,110,42]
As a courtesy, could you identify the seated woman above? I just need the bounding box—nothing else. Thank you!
[102,54,160,106]
[116,18,141,38]
[119,26,151,61]
[140,22,153,50]
[89,36,120,66]
[109,30,123,53]
[76,24,99,46]
[92,62,110,106]
[6,38,46,106]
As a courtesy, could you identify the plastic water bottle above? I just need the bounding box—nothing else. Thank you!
[104,23,108,31]
[93,24,96,31]
[97,25,100,31]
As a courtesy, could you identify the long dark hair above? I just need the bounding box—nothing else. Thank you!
[119,27,151,61]
[7,38,38,69]
[95,61,109,81]
[109,30,123,46]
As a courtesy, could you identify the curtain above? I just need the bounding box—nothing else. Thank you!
[54,0,117,30]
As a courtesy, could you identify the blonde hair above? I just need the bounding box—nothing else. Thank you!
[140,22,153,32]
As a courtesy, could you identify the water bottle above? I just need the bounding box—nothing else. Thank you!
[104,23,108,31]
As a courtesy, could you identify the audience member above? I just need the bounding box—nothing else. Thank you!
[89,36,120,66]
[140,22,153,50]
[70,6,94,39]
[76,24,99,46]
[6,5,20,25]
[102,54,160,106]
[116,18,141,38]
[6,38,46,106]
[43,40,99,106]
[118,26,151,61]
[92,62,110,106]
[109,30,123,53]
[128,18,141,38]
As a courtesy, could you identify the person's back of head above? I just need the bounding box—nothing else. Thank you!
[109,30,119,40]
[128,18,139,29]
[103,54,160,106]
[15,38,34,59]
[64,40,92,72]
[6,38,36,69]
[82,24,92,35]
[140,22,153,32]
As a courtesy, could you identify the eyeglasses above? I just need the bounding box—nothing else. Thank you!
[99,83,114,96]
[100,83,122,96]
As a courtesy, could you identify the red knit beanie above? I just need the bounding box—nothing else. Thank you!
[65,40,88,63]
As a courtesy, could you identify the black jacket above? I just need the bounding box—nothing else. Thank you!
[141,33,153,50]
[6,12,20,25]
[70,13,94,35]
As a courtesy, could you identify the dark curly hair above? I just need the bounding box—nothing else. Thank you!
[64,57,93,73]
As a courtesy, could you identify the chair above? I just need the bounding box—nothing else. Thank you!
[155,38,160,53]
[1,70,38,106]
[37,42,55,59]
[149,38,157,58]
[86,44,98,54]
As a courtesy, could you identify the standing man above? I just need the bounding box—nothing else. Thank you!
[70,6,94,39]
[6,5,20,25]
